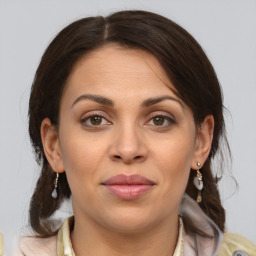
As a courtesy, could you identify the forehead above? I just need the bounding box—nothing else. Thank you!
[74,45,167,75]
[63,45,178,103]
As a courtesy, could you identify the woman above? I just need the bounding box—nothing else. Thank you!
[16,10,255,256]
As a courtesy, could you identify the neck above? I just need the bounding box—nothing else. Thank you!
[71,214,180,256]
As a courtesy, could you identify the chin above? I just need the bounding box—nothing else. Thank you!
[98,207,163,234]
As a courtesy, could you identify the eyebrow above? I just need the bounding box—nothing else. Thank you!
[141,95,184,109]
[72,94,114,108]
[71,94,184,109]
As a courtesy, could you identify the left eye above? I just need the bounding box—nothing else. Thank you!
[81,115,110,126]
[147,115,175,127]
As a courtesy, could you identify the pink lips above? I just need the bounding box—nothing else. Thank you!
[102,174,155,200]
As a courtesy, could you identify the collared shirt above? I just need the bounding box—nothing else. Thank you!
[15,194,256,256]
[0,233,4,256]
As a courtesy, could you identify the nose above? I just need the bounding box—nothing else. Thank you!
[109,123,148,164]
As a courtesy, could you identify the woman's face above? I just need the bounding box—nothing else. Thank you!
[46,45,206,232]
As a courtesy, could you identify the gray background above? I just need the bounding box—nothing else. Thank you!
[0,0,256,254]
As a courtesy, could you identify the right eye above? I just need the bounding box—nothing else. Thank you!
[81,114,111,127]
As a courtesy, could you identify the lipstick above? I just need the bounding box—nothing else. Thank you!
[102,174,155,200]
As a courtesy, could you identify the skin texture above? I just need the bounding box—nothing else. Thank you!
[41,45,214,256]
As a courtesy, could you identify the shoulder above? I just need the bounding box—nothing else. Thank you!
[12,217,73,256]
[218,232,256,256]
[0,233,4,256]
[14,235,57,256]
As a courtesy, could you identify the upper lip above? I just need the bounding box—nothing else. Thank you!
[102,174,155,185]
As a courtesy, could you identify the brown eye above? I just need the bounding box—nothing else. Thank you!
[81,114,111,127]
[153,116,165,126]
[147,115,176,128]
[90,116,103,125]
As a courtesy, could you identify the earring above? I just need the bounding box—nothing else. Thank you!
[193,162,203,203]
[51,173,59,199]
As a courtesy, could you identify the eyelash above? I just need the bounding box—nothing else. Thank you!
[80,113,176,129]
[146,115,176,128]
[80,113,112,127]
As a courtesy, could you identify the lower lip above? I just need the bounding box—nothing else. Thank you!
[104,185,153,200]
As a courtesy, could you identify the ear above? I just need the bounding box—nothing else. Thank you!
[41,118,64,173]
[191,115,214,169]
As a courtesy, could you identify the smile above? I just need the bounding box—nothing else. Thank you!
[102,174,155,200]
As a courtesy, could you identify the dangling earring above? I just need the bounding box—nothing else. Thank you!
[193,162,203,203]
[51,173,59,199]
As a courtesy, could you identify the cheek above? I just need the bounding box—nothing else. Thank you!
[59,128,107,191]
[153,132,195,191]
[156,134,195,169]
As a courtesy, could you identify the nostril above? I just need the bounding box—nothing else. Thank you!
[111,154,144,163]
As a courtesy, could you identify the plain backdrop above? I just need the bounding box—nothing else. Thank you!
[0,0,256,254]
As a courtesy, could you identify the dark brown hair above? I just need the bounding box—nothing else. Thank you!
[28,10,227,236]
